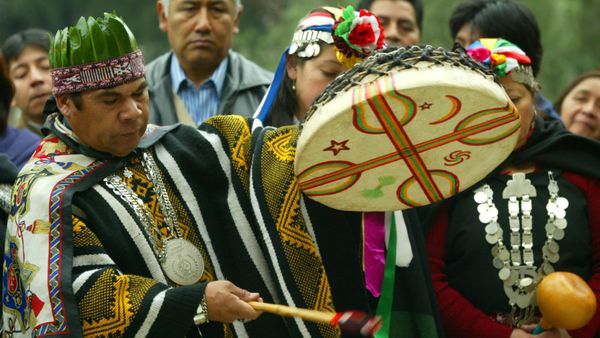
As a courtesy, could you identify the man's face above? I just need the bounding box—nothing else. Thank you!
[158,0,241,71]
[369,0,420,47]
[58,78,149,157]
[8,46,52,124]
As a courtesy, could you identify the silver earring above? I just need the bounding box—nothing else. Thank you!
[292,81,296,91]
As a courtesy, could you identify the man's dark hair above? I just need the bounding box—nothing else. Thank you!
[449,0,542,76]
[1,28,51,66]
[357,0,424,31]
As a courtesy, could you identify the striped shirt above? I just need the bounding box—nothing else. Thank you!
[170,54,229,125]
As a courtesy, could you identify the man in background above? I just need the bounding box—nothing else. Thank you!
[2,28,53,136]
[357,0,423,47]
[147,0,272,126]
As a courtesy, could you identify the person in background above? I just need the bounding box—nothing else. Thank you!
[0,53,40,169]
[426,38,600,338]
[448,0,562,122]
[147,0,272,126]
[255,6,385,126]
[1,28,53,136]
[357,0,422,47]
[555,70,600,141]
[0,52,25,246]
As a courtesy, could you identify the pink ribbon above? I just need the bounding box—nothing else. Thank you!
[363,211,386,298]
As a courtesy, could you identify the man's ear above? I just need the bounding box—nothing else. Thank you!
[232,4,243,34]
[55,95,73,119]
[157,0,169,33]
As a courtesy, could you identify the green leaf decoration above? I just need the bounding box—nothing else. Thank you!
[102,23,120,59]
[88,16,109,62]
[68,26,83,66]
[362,188,384,199]
[48,12,139,69]
[75,16,92,65]
[106,13,137,55]
[59,28,69,67]
[49,29,62,68]
[378,176,396,186]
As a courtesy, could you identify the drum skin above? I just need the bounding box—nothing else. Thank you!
[295,62,520,211]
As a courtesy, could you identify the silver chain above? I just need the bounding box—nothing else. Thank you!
[140,151,182,238]
[103,150,182,262]
[473,171,568,325]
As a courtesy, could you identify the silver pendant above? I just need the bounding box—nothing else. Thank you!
[516,293,531,309]
[474,191,488,204]
[553,228,565,240]
[493,257,504,269]
[499,267,511,280]
[162,238,205,285]
[124,167,133,179]
[554,218,567,230]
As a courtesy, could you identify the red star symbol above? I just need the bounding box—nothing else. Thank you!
[419,102,433,110]
[323,139,350,156]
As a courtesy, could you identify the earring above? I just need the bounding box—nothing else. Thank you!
[292,80,296,91]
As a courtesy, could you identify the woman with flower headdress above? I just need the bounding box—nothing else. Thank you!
[254,5,384,127]
[425,38,600,338]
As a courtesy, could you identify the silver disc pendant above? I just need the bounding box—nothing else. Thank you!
[162,238,205,285]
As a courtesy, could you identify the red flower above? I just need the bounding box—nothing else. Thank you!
[348,23,376,47]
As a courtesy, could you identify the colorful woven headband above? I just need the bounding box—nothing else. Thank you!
[466,38,538,91]
[51,50,144,95]
[49,13,145,95]
[290,6,384,68]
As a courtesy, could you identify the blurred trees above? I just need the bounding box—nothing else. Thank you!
[1,0,598,101]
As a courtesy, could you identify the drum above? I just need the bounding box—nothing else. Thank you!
[295,45,521,211]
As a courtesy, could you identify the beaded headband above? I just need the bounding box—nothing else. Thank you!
[290,6,385,68]
[254,6,385,122]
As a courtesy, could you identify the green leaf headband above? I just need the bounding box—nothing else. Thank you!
[49,12,145,95]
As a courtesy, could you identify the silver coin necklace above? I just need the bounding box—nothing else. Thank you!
[104,150,204,285]
[473,171,568,326]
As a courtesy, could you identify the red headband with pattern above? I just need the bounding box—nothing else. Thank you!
[50,50,145,95]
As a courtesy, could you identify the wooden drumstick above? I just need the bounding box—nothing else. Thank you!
[248,301,382,337]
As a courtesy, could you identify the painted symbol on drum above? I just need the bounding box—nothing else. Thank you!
[298,73,519,208]
[362,176,396,199]
[323,139,350,156]
[444,150,472,166]
[419,102,433,110]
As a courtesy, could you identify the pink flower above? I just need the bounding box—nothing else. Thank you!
[467,47,491,64]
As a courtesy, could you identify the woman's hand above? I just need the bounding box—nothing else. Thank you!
[204,280,263,323]
[510,325,572,338]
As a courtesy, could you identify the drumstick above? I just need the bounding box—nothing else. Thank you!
[248,301,382,337]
